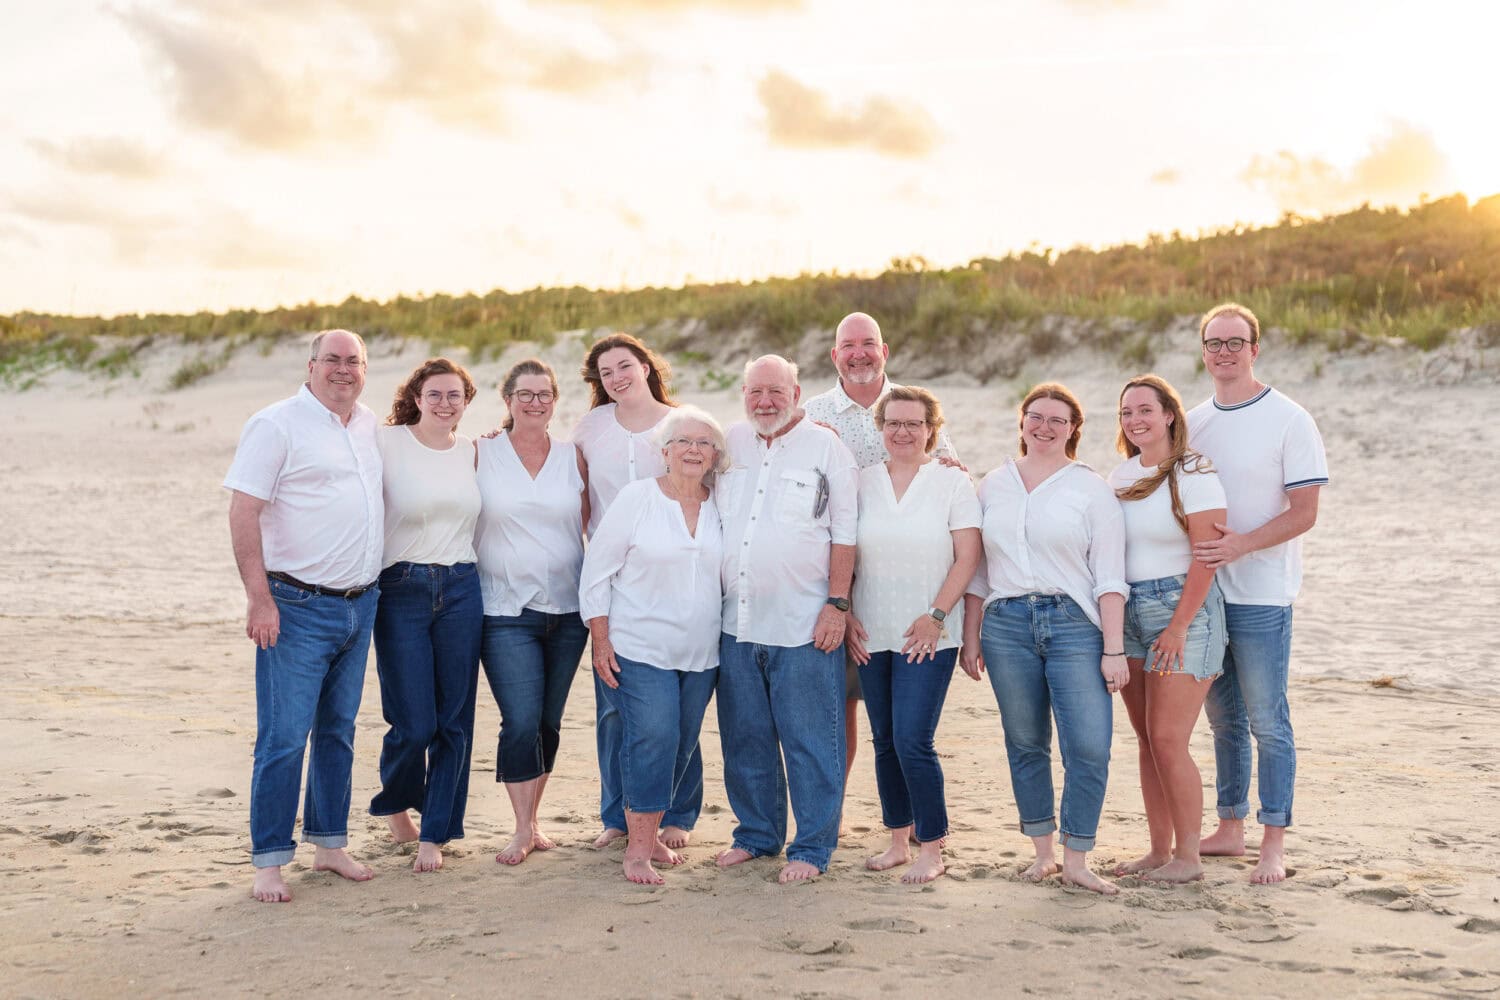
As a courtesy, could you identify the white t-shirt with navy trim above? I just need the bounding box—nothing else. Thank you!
[1187,386,1328,606]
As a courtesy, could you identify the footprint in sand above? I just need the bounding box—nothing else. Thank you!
[1457,916,1500,934]
[843,917,922,933]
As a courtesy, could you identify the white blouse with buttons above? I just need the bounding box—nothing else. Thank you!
[475,432,586,617]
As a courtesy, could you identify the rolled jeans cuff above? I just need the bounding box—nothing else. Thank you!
[1217,802,1251,820]
[1058,831,1096,853]
[1256,810,1291,828]
[301,831,349,849]
[1019,816,1057,838]
[251,847,296,869]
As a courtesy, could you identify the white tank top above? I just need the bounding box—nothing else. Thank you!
[476,433,587,616]
[378,425,480,567]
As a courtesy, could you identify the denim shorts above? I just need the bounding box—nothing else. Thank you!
[1122,575,1227,680]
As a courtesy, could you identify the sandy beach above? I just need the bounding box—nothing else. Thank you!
[3,331,1498,999]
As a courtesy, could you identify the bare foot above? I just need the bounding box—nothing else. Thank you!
[251,866,291,903]
[902,852,945,884]
[716,847,755,868]
[531,829,557,851]
[1060,864,1119,895]
[651,839,684,867]
[865,844,911,872]
[1146,858,1203,883]
[386,811,420,844]
[592,827,627,849]
[1250,848,1288,884]
[1200,820,1247,857]
[660,825,691,850]
[1019,856,1060,882]
[495,830,534,866]
[311,846,374,882]
[623,855,663,885]
[778,860,821,884]
[413,842,443,873]
[1113,851,1171,876]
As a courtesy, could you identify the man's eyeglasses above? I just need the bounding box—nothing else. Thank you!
[1202,337,1250,353]
[422,390,466,406]
[1023,412,1072,430]
[315,354,365,368]
[882,420,927,433]
[511,389,556,404]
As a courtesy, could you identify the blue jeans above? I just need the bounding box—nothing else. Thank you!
[597,677,705,832]
[859,648,957,843]
[979,595,1112,852]
[251,576,379,868]
[599,655,718,814]
[369,562,482,844]
[717,635,845,871]
[1204,603,1295,827]
[479,608,589,782]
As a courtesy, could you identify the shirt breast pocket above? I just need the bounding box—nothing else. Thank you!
[773,467,827,527]
[715,468,747,520]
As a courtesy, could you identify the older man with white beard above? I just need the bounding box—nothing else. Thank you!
[714,354,859,883]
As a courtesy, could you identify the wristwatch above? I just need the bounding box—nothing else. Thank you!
[826,596,851,613]
[928,607,947,623]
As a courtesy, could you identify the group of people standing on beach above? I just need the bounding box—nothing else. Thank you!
[225,302,1326,903]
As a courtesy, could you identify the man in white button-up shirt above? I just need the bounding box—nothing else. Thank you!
[714,355,859,884]
[224,329,384,903]
[801,311,960,796]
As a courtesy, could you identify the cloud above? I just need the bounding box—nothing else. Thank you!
[27,137,168,180]
[551,0,801,10]
[115,0,646,149]
[705,187,796,217]
[1241,121,1454,214]
[757,70,939,158]
[1148,167,1180,185]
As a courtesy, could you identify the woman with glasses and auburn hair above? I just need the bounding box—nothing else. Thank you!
[848,386,981,883]
[1108,373,1228,883]
[573,333,703,852]
[475,359,591,865]
[371,357,484,873]
[579,405,727,885]
[960,383,1129,895]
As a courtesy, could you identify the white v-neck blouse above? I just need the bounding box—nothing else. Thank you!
[475,432,586,617]
[853,462,981,653]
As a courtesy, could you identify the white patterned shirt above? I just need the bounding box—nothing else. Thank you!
[802,377,958,469]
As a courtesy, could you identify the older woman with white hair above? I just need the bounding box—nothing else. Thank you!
[578,404,728,885]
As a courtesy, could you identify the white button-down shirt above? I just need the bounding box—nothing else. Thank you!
[718,418,859,647]
[572,403,668,536]
[802,377,958,469]
[223,384,384,590]
[967,460,1127,628]
[578,478,723,672]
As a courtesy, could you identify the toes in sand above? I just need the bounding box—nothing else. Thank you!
[659,825,691,850]
[412,842,443,873]
[592,827,627,850]
[251,867,292,903]
[623,856,663,885]
[778,860,821,884]
[865,845,912,872]
[311,847,374,882]
[716,847,755,868]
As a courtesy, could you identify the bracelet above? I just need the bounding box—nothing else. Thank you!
[1103,651,1126,658]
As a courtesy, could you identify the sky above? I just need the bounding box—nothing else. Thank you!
[1,0,1496,317]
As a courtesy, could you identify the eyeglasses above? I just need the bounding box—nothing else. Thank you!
[1023,412,1072,430]
[510,390,555,404]
[667,437,716,451]
[315,354,365,368]
[882,420,927,433]
[422,390,465,406]
[1202,337,1250,353]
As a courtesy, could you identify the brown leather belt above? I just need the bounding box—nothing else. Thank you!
[268,571,376,600]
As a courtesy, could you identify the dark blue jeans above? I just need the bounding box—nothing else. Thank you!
[858,648,957,844]
[479,608,589,783]
[251,576,378,868]
[368,562,482,844]
[717,635,846,871]
[599,655,718,814]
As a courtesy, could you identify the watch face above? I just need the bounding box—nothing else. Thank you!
[827,597,850,612]
[930,608,946,621]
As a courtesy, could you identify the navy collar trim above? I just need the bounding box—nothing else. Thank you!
[1213,385,1272,412]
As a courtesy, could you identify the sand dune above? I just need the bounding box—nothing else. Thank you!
[2,334,1497,998]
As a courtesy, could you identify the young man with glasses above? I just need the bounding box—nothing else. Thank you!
[225,329,384,902]
[1186,303,1328,884]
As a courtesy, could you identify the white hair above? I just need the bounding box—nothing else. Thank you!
[655,403,730,478]
[741,353,800,387]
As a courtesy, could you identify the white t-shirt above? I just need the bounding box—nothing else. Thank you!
[475,433,586,616]
[223,385,384,590]
[1107,455,1227,583]
[578,478,723,672]
[718,418,859,647]
[802,377,958,469]
[966,460,1128,629]
[377,426,480,568]
[572,403,668,536]
[853,462,982,653]
[1188,386,1329,606]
